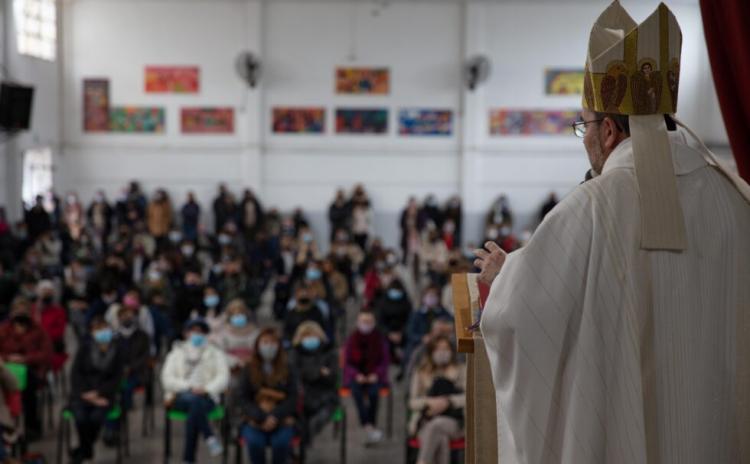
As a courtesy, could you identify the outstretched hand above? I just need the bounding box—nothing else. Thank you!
[474,241,507,285]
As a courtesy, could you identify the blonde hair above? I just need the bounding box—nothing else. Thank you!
[224,298,249,316]
[291,321,328,347]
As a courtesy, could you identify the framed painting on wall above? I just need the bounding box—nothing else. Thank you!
[544,68,585,95]
[335,67,389,95]
[335,108,388,134]
[181,107,234,134]
[145,66,200,93]
[489,109,578,136]
[110,107,165,133]
[271,107,326,134]
[83,79,110,132]
[398,109,452,136]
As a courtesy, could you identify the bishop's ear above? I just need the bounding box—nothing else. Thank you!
[601,117,622,151]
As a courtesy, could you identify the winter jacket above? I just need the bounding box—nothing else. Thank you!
[160,342,229,403]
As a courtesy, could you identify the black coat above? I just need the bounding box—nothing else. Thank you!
[70,341,124,405]
[375,296,413,334]
[116,330,150,380]
[291,347,338,411]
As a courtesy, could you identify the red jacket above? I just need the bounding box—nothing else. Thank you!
[0,321,53,373]
[31,303,67,343]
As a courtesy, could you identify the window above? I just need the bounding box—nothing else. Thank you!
[14,0,57,61]
[22,147,53,207]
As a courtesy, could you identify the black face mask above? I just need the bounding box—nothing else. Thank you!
[297,298,312,308]
[41,296,54,305]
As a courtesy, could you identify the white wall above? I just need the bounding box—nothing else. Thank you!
[1,0,62,221]
[44,0,726,247]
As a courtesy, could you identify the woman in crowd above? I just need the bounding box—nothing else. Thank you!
[161,319,230,464]
[236,328,297,464]
[408,335,465,464]
[290,321,338,442]
[405,286,453,368]
[69,316,123,464]
[343,311,389,446]
[210,299,258,373]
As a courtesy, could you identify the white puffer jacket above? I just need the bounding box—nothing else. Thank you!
[160,341,230,403]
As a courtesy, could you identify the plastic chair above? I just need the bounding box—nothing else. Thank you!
[163,402,229,464]
[5,363,27,457]
[56,405,125,464]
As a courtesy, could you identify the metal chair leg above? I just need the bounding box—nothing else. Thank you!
[387,392,393,439]
[340,407,347,464]
[163,410,171,464]
[235,436,243,464]
[55,413,64,464]
[116,415,123,464]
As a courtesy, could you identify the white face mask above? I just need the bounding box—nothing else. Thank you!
[432,350,452,366]
[357,322,375,334]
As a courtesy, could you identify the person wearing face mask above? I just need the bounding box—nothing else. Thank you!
[105,289,155,348]
[114,306,150,415]
[68,316,124,464]
[161,319,229,464]
[404,287,452,373]
[290,321,338,442]
[374,281,413,374]
[0,298,52,441]
[210,299,258,373]
[236,328,298,464]
[283,285,326,344]
[407,336,465,464]
[202,286,223,331]
[343,311,390,446]
[30,279,68,372]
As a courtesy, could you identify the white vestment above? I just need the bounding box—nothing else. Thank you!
[481,130,750,464]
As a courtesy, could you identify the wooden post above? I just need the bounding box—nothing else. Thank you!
[452,273,498,464]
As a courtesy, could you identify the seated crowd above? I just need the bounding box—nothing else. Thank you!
[0,181,547,464]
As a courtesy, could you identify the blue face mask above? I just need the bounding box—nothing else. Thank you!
[387,288,404,300]
[306,268,322,281]
[302,233,314,244]
[301,336,321,351]
[230,314,247,328]
[204,295,220,308]
[93,328,113,345]
[190,333,206,348]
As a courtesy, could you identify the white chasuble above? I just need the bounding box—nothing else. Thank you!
[480,131,750,464]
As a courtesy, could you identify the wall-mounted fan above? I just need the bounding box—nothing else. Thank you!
[235,51,261,88]
[464,55,491,91]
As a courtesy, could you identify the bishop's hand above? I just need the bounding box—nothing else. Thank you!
[474,241,507,285]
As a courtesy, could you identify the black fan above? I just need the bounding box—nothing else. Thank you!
[464,55,491,91]
[235,51,261,88]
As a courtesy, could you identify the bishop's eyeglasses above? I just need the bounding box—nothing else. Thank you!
[572,118,604,138]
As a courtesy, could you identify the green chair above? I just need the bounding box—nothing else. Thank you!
[56,405,125,464]
[163,402,229,464]
[5,363,27,457]
[5,363,27,391]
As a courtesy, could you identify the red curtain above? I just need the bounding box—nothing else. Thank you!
[700,0,750,182]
